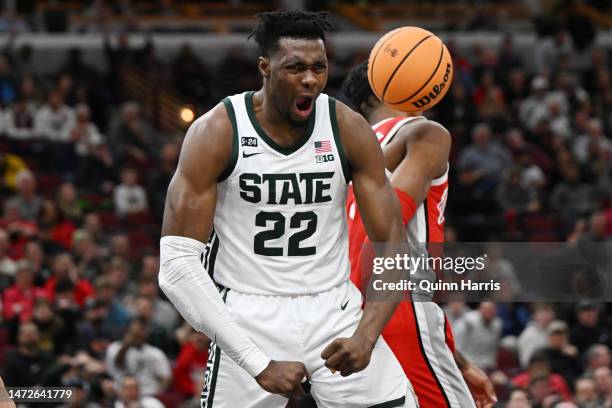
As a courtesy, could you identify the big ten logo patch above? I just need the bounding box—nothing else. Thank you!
[316,154,334,163]
[241,137,258,147]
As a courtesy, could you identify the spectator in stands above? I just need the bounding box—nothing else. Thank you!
[4,169,42,221]
[104,257,134,305]
[454,301,502,370]
[573,118,612,165]
[444,301,469,328]
[77,297,123,359]
[136,277,178,333]
[542,320,581,388]
[139,254,160,281]
[105,318,172,396]
[37,199,76,250]
[147,141,179,219]
[0,228,17,286]
[593,366,612,407]
[94,275,131,328]
[0,55,17,104]
[4,95,37,142]
[519,76,552,132]
[109,233,133,268]
[218,46,259,97]
[61,104,104,161]
[72,230,103,281]
[550,163,596,222]
[173,330,209,399]
[518,303,556,368]
[2,259,46,323]
[82,213,110,257]
[458,123,512,193]
[113,167,148,218]
[513,350,572,401]
[114,376,165,408]
[505,388,532,408]
[3,322,62,387]
[496,34,523,75]
[133,295,171,354]
[34,90,75,142]
[31,296,68,354]
[23,240,46,280]
[534,29,572,75]
[107,101,156,165]
[0,151,29,194]
[580,211,610,243]
[575,377,599,408]
[44,252,94,308]
[496,166,541,215]
[171,44,211,102]
[56,182,82,223]
[584,344,612,374]
[570,301,612,353]
[513,147,547,192]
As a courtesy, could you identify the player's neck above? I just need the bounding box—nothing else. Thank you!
[367,106,406,126]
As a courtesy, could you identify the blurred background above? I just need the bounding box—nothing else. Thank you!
[0,0,611,407]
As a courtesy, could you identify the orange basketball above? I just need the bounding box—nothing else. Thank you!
[368,26,453,113]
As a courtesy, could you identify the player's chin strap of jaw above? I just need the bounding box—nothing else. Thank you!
[158,235,271,377]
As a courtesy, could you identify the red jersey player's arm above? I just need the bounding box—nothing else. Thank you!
[389,119,450,207]
[160,102,308,398]
[321,99,407,376]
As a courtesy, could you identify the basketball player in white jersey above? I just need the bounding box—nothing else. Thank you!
[159,11,417,408]
[342,61,497,408]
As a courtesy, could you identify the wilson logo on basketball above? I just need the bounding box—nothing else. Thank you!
[411,63,452,109]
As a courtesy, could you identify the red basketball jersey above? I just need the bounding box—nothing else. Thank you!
[347,117,471,408]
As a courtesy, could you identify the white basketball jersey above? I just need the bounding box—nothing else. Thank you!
[207,92,351,295]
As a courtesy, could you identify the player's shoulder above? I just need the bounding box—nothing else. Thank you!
[189,100,234,141]
[178,99,235,176]
[331,97,374,135]
[397,117,451,146]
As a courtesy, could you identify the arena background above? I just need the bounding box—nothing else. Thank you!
[0,1,611,407]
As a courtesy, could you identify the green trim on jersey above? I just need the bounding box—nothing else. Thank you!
[218,97,239,182]
[245,91,317,156]
[203,288,229,408]
[368,396,406,408]
[328,97,351,184]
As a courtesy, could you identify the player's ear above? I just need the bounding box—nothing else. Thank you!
[258,57,270,78]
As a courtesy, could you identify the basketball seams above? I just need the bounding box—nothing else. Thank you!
[391,40,445,105]
[368,27,408,98]
[380,34,433,100]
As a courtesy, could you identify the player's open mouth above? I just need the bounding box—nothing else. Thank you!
[294,96,313,118]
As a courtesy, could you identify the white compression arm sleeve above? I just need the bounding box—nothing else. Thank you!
[158,235,271,377]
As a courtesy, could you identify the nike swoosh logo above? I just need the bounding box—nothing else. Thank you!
[243,152,263,158]
[340,300,349,311]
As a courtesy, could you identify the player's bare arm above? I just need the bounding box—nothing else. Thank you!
[388,120,450,203]
[160,103,308,398]
[321,100,406,377]
[454,351,497,408]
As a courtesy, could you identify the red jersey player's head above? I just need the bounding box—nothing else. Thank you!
[341,61,421,122]
[248,10,332,127]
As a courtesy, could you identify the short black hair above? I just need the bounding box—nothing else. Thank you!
[341,61,373,114]
[248,10,333,57]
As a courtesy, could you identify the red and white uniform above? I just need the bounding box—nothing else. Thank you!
[347,117,476,408]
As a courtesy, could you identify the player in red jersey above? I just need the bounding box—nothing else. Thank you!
[342,62,497,408]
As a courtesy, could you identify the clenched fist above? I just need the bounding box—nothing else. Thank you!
[321,334,375,377]
[255,360,309,399]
